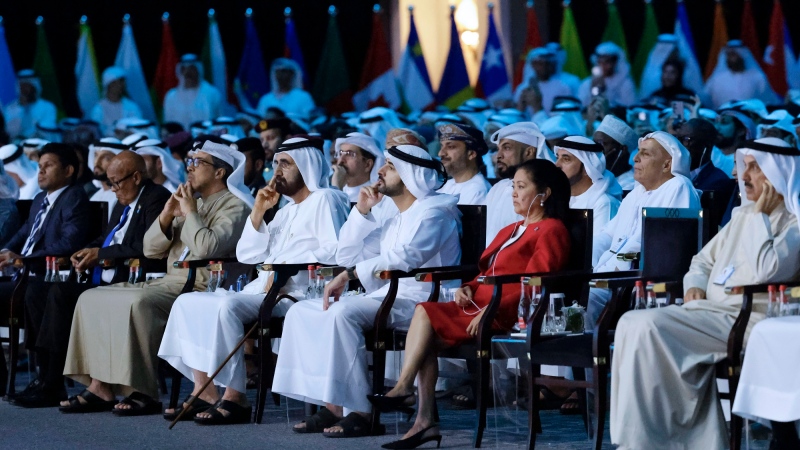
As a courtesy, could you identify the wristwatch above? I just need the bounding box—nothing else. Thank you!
[346,266,357,280]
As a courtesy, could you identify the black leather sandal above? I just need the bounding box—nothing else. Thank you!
[162,395,214,421]
[59,389,117,414]
[193,400,252,425]
[322,412,385,438]
[112,392,163,416]
[293,406,340,433]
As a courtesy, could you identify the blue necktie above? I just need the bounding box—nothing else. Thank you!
[21,197,49,256]
[92,205,131,285]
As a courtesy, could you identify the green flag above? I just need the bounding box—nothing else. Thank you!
[559,4,589,79]
[630,0,658,87]
[312,8,352,114]
[601,2,628,59]
[33,18,64,118]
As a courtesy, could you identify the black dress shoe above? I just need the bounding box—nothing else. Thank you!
[12,386,67,408]
[6,378,43,401]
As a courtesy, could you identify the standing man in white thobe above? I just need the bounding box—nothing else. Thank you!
[514,47,574,114]
[88,67,143,137]
[594,114,639,191]
[483,122,550,244]
[159,137,350,424]
[163,54,223,130]
[256,58,315,122]
[3,70,57,140]
[331,132,382,202]
[436,123,491,205]
[587,131,701,328]
[554,136,621,265]
[704,41,779,109]
[611,137,800,450]
[272,145,461,438]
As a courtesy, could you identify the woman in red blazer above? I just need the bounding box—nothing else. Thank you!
[369,159,572,449]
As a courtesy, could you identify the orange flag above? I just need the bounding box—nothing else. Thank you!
[704,1,729,80]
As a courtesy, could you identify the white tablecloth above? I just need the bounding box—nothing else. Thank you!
[732,316,800,426]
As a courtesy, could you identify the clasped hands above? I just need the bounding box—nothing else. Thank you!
[162,183,198,220]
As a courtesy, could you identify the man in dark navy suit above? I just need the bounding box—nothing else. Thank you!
[673,119,735,196]
[12,152,171,407]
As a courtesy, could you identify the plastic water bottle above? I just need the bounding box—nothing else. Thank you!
[316,270,325,297]
[51,257,62,283]
[236,274,249,292]
[645,282,656,309]
[128,266,137,284]
[779,285,792,317]
[767,285,778,318]
[206,261,218,292]
[305,265,316,298]
[44,257,53,282]
[516,277,532,331]
[632,280,646,310]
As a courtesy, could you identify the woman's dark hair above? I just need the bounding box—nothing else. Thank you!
[514,159,571,222]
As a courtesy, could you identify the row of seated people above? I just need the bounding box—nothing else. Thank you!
[0,123,797,448]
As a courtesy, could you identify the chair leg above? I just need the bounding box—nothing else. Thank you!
[572,367,591,437]
[528,363,542,450]
[158,370,168,395]
[255,330,272,424]
[371,347,386,435]
[8,321,19,396]
[592,364,607,450]
[728,374,742,450]
[472,354,490,448]
[169,371,182,409]
[0,342,7,397]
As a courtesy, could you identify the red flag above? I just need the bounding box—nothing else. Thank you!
[763,0,788,96]
[740,0,761,64]
[353,9,400,111]
[152,18,179,105]
[512,2,543,89]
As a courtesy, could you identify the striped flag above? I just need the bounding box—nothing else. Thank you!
[559,2,588,79]
[512,1,543,89]
[353,6,400,111]
[704,1,729,80]
[74,17,100,117]
[475,6,510,104]
[114,17,156,122]
[435,9,473,110]
[398,7,434,112]
[201,10,229,104]
[33,17,65,118]
[283,8,309,88]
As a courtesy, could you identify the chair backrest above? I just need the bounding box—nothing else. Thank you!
[700,189,732,243]
[15,199,33,224]
[87,201,108,245]
[564,208,593,271]
[457,204,486,266]
[641,207,703,279]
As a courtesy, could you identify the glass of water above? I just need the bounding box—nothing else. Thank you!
[547,293,566,333]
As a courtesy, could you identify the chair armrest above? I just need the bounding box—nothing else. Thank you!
[616,252,640,262]
[414,265,479,283]
[98,257,143,269]
[478,269,640,287]
[173,257,239,269]
[375,265,466,280]
[257,263,324,273]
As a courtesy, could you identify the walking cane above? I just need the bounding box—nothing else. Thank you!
[169,321,260,429]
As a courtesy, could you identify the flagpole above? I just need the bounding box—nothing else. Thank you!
[284,7,291,22]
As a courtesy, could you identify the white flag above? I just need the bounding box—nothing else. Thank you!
[114,22,156,122]
[74,23,100,117]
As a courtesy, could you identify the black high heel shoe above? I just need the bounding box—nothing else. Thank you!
[381,424,442,449]
[367,393,416,416]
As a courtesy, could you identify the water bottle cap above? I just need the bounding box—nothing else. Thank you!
[635,280,643,286]
[768,285,777,292]
[779,285,787,291]
[307,265,315,270]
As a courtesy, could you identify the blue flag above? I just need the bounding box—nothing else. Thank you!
[436,12,473,110]
[284,16,309,89]
[675,1,697,60]
[0,20,16,107]
[398,10,434,112]
[236,17,269,109]
[476,9,510,103]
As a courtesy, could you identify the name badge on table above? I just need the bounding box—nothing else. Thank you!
[178,246,190,262]
[713,265,735,285]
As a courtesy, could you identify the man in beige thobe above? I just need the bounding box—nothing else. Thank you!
[61,141,251,415]
[610,138,800,449]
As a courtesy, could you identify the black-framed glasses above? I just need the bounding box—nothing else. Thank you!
[185,157,214,168]
[109,171,137,190]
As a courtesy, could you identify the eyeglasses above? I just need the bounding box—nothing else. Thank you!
[109,171,137,190]
[271,159,295,171]
[185,157,214,168]
[335,150,359,159]
[677,135,693,147]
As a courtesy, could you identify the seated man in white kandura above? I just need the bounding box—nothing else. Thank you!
[611,137,800,449]
[158,136,350,424]
[272,144,462,438]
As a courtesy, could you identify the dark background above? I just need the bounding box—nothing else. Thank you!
[0,0,796,117]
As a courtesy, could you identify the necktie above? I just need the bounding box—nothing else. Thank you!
[92,205,131,285]
[21,197,49,256]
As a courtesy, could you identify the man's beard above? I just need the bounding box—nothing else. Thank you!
[496,164,517,180]
[377,178,404,197]
[92,171,108,182]
[275,176,304,197]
